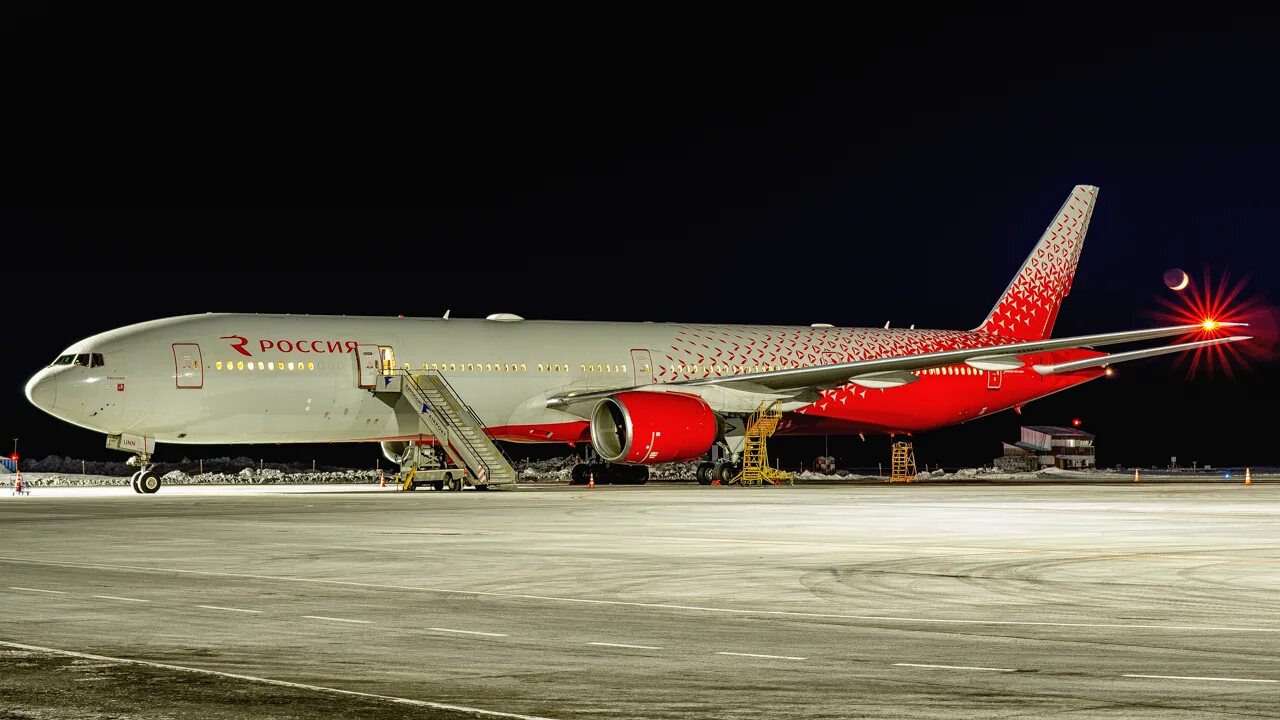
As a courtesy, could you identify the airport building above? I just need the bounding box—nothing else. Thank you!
[995,425,1096,471]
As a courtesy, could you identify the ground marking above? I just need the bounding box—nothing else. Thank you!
[196,605,263,614]
[0,640,561,720]
[92,595,148,603]
[7,586,66,594]
[717,652,806,661]
[4,556,1279,635]
[302,615,372,624]
[895,662,1016,672]
[588,642,661,650]
[1122,674,1277,684]
[428,627,507,637]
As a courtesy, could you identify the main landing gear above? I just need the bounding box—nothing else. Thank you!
[569,462,649,485]
[696,460,740,485]
[127,454,161,494]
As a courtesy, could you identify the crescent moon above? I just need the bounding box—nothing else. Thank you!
[1171,271,1189,291]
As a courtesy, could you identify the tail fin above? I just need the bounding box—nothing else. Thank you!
[975,185,1098,340]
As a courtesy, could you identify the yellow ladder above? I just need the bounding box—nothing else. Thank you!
[400,466,417,492]
[889,441,917,483]
[730,401,794,486]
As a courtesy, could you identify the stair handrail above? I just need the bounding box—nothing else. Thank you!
[420,370,518,470]
[399,371,497,482]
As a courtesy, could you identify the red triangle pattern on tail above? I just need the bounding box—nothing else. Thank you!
[977,185,1097,341]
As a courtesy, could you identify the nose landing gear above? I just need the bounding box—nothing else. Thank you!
[127,454,161,494]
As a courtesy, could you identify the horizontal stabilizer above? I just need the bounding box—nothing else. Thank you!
[1032,335,1251,375]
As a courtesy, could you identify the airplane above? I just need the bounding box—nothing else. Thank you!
[24,185,1249,493]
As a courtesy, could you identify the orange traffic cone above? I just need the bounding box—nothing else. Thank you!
[711,478,720,486]
[380,470,386,488]
[1133,468,1140,483]
[587,472,595,489]
[1245,467,1252,485]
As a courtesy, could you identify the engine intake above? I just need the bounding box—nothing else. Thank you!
[590,391,717,464]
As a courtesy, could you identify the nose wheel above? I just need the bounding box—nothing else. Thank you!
[126,453,162,494]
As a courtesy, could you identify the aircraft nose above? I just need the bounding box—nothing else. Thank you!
[25,371,57,411]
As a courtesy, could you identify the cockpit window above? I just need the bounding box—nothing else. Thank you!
[91,353,104,368]
[51,355,74,366]
[73,354,91,367]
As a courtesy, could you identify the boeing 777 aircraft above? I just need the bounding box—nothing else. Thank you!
[25,186,1248,493]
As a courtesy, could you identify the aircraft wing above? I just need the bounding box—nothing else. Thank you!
[545,323,1248,410]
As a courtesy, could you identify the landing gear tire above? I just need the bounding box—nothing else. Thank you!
[714,462,736,484]
[696,462,714,485]
[587,462,607,485]
[431,481,444,491]
[447,475,463,492]
[570,464,587,485]
[474,484,489,491]
[138,470,162,494]
[130,471,143,494]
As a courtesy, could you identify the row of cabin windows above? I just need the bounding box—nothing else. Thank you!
[218,359,989,377]
[398,362,649,374]
[915,366,986,376]
[671,363,790,374]
[217,360,321,371]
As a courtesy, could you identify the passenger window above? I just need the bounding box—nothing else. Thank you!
[520,363,527,372]
[216,361,224,370]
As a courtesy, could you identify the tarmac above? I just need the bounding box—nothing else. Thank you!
[2,482,1279,718]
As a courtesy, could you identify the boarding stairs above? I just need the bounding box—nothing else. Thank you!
[729,400,794,486]
[375,371,517,488]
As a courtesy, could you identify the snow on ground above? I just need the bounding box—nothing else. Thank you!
[5,461,1271,491]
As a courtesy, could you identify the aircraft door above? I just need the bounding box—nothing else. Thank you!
[173,343,203,389]
[987,370,1003,390]
[379,346,397,374]
[631,349,654,385]
[357,344,380,388]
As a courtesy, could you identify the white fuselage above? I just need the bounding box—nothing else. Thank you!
[24,312,1031,446]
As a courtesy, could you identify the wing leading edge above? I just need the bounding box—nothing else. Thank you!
[544,323,1249,409]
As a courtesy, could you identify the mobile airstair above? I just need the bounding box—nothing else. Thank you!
[373,371,517,489]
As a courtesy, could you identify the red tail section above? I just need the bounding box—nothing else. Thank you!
[976,185,1097,341]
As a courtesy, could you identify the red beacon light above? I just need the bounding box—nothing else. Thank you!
[1071,418,1082,428]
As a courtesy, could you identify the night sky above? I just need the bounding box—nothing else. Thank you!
[2,9,1276,471]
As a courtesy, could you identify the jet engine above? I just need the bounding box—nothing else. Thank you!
[589,391,717,464]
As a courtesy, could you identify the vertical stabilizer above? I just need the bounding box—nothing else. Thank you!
[976,185,1097,340]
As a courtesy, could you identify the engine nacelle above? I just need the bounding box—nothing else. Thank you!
[590,391,717,464]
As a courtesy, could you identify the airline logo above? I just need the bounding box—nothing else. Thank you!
[220,335,359,357]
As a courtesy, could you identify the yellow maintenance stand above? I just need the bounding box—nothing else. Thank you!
[729,400,794,486]
[888,441,917,483]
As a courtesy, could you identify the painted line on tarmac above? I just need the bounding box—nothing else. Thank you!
[302,615,373,624]
[1123,674,1278,684]
[92,595,148,603]
[428,627,507,637]
[895,662,1016,672]
[7,586,66,594]
[0,640,562,720]
[588,642,662,650]
[4,556,1279,635]
[717,652,807,661]
[196,605,264,614]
